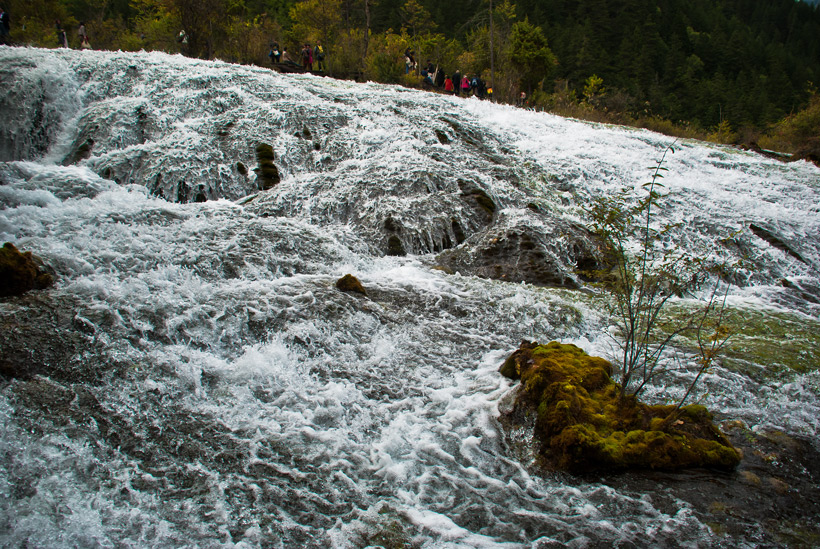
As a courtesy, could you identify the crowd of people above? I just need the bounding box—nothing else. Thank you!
[266,40,493,101]
[50,18,92,49]
[406,48,493,100]
[269,41,326,73]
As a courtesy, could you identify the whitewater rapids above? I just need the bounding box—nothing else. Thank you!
[1,47,819,547]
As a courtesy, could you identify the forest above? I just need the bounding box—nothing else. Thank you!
[4,0,820,158]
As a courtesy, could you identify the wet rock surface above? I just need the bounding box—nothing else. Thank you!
[0,242,54,297]
[597,424,820,546]
[436,221,602,288]
[0,294,117,383]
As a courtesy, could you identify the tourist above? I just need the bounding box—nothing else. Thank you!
[314,42,325,72]
[435,65,445,88]
[56,21,68,48]
[404,47,415,74]
[301,44,312,71]
[460,74,470,95]
[0,7,10,45]
[269,41,281,63]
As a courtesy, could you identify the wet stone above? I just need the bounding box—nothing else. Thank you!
[0,242,54,297]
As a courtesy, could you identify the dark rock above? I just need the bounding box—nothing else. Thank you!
[384,217,401,233]
[436,222,602,288]
[386,235,406,257]
[69,138,94,164]
[451,219,466,245]
[254,143,280,190]
[0,243,54,297]
[0,293,120,383]
[458,180,496,219]
[435,129,450,144]
[749,223,806,263]
[176,180,189,203]
[335,274,367,295]
[236,162,247,176]
[500,341,741,473]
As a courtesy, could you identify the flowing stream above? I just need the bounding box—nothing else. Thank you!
[1,47,819,548]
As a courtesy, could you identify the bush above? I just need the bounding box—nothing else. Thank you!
[585,143,733,407]
[762,88,820,161]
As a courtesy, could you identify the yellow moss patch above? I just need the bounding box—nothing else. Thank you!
[500,341,741,473]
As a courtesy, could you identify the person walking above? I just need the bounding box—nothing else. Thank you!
[460,75,471,95]
[404,47,415,74]
[55,21,68,48]
[451,69,461,96]
[78,21,91,49]
[0,7,10,45]
[314,42,325,72]
[301,44,312,71]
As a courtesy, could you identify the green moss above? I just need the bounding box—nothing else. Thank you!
[661,301,820,376]
[500,340,741,473]
[0,243,54,297]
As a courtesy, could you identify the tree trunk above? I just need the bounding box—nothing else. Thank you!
[361,0,370,74]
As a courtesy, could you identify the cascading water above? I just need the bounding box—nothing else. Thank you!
[1,47,819,548]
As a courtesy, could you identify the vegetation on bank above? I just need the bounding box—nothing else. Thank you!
[4,0,820,159]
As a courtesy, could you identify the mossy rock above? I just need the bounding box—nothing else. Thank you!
[500,341,741,473]
[335,274,367,295]
[254,143,280,190]
[0,242,54,297]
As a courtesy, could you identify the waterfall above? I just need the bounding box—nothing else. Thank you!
[1,47,819,548]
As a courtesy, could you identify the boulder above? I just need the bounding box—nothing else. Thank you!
[436,221,603,289]
[335,274,367,296]
[500,341,741,473]
[254,143,280,190]
[0,242,54,297]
